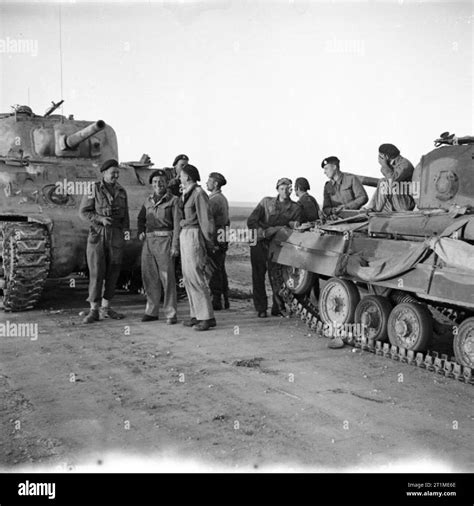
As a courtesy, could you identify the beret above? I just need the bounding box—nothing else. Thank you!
[181,164,201,182]
[295,177,310,191]
[379,143,400,158]
[100,159,119,172]
[321,156,340,168]
[148,169,167,184]
[276,177,292,189]
[172,154,189,166]
[209,172,227,187]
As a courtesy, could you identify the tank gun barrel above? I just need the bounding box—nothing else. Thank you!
[64,120,106,150]
[353,175,379,188]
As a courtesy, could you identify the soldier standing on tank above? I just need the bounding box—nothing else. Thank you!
[364,144,415,212]
[206,172,230,310]
[294,177,320,223]
[79,159,129,323]
[179,164,216,331]
[137,169,182,324]
[247,178,302,318]
[322,156,368,218]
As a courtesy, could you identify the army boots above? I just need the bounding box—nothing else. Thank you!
[83,309,100,324]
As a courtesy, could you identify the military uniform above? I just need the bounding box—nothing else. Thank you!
[247,195,302,314]
[79,180,130,306]
[208,189,230,308]
[322,172,368,216]
[298,192,320,222]
[180,183,215,323]
[367,155,415,212]
[138,190,182,320]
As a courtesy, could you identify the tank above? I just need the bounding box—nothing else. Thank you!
[0,102,153,311]
[270,133,474,372]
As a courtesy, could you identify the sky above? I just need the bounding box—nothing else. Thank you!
[0,0,472,204]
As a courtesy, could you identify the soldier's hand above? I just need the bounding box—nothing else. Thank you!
[99,216,112,227]
[139,232,146,241]
[171,248,179,257]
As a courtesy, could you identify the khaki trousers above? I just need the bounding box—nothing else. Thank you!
[141,235,177,318]
[180,228,214,321]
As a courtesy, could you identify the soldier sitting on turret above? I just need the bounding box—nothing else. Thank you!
[364,144,415,213]
[322,156,368,219]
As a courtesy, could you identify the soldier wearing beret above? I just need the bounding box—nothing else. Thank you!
[247,178,302,318]
[322,156,368,218]
[137,169,182,324]
[365,144,415,213]
[79,159,130,323]
[167,154,189,197]
[179,164,216,331]
[206,172,230,310]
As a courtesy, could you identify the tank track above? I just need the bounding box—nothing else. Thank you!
[271,264,473,385]
[0,222,51,311]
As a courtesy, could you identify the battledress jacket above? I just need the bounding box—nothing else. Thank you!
[137,191,182,252]
[79,180,130,246]
[180,184,215,248]
[247,196,302,241]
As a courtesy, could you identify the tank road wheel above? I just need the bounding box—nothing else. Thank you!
[387,302,432,351]
[1,223,51,311]
[281,266,315,295]
[318,278,360,326]
[453,317,474,368]
[354,295,392,342]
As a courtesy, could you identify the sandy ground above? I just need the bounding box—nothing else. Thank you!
[1,241,474,474]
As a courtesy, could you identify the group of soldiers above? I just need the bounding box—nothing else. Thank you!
[246,143,415,321]
[79,154,230,331]
[78,143,415,332]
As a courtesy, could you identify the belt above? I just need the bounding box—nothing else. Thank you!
[146,230,173,237]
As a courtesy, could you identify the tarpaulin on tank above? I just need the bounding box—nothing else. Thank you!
[344,241,430,282]
[427,237,474,273]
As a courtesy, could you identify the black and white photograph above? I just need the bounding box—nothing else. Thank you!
[0,0,473,503]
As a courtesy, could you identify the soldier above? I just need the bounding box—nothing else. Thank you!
[164,154,189,301]
[247,178,302,318]
[322,156,368,218]
[206,172,230,310]
[365,144,415,212]
[167,154,189,197]
[179,164,216,331]
[137,169,181,324]
[79,159,129,323]
[294,177,320,223]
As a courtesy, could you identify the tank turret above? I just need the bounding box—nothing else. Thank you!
[59,120,106,151]
[0,100,148,312]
